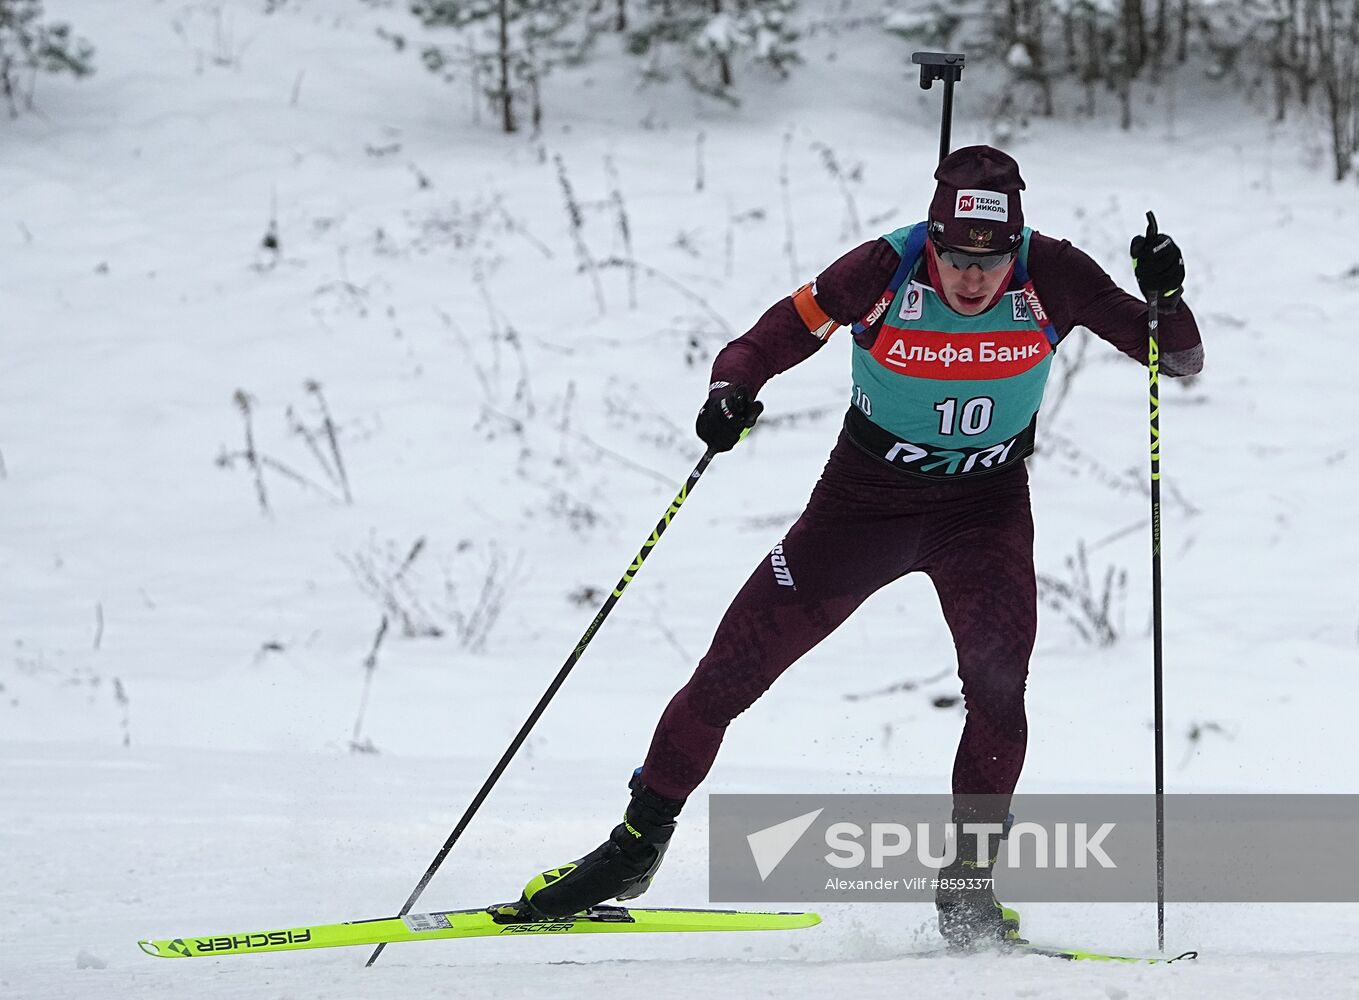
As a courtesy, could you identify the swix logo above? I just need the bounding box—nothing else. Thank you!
[1022,285,1048,324]
[770,541,796,588]
[864,290,894,328]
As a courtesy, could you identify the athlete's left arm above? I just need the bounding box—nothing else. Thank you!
[1027,233,1204,376]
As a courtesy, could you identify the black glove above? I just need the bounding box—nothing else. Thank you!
[1130,211,1185,310]
[695,384,764,453]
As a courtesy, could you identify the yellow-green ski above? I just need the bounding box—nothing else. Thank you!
[911,941,1197,964]
[138,904,820,958]
[1009,942,1197,964]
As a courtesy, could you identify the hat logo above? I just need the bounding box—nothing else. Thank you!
[954,189,1008,222]
[967,228,994,248]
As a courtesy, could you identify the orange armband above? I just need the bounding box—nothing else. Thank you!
[792,282,838,341]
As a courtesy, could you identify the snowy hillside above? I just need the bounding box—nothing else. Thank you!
[3,2,1357,997]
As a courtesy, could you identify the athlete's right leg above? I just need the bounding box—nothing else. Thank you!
[520,460,914,917]
[638,501,910,802]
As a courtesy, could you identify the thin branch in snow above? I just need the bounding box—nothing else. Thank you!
[468,270,535,420]
[493,199,553,258]
[810,139,862,241]
[780,127,799,286]
[229,390,270,516]
[113,677,131,748]
[254,189,280,272]
[444,543,522,655]
[556,380,576,468]
[554,153,606,315]
[724,194,735,280]
[592,256,734,339]
[695,129,706,192]
[502,326,535,419]
[396,538,426,581]
[1041,328,1092,427]
[306,380,352,503]
[566,425,676,486]
[1036,541,1128,647]
[341,538,444,640]
[256,454,342,503]
[635,592,692,664]
[604,154,637,309]
[438,307,495,402]
[222,387,350,512]
[350,614,389,753]
[843,668,954,702]
[343,535,521,653]
[1179,720,1234,770]
[286,405,337,485]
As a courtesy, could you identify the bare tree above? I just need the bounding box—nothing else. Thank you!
[0,0,94,117]
[625,0,800,102]
[1310,0,1359,179]
[412,0,597,133]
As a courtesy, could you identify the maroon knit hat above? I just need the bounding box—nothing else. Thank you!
[928,145,1026,251]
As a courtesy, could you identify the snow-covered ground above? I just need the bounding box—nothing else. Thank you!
[3,2,1357,996]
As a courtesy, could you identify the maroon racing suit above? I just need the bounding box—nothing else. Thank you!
[638,233,1203,817]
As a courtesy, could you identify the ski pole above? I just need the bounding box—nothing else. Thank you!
[366,448,719,967]
[911,51,966,163]
[1143,210,1167,952]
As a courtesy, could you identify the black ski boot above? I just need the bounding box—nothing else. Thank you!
[515,772,683,919]
[936,815,1023,949]
[936,883,1022,949]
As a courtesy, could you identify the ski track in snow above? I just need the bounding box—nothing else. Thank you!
[3,1,1357,997]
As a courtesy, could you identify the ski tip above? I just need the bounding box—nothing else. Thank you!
[139,937,194,958]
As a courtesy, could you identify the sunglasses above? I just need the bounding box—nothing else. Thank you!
[930,239,1016,273]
